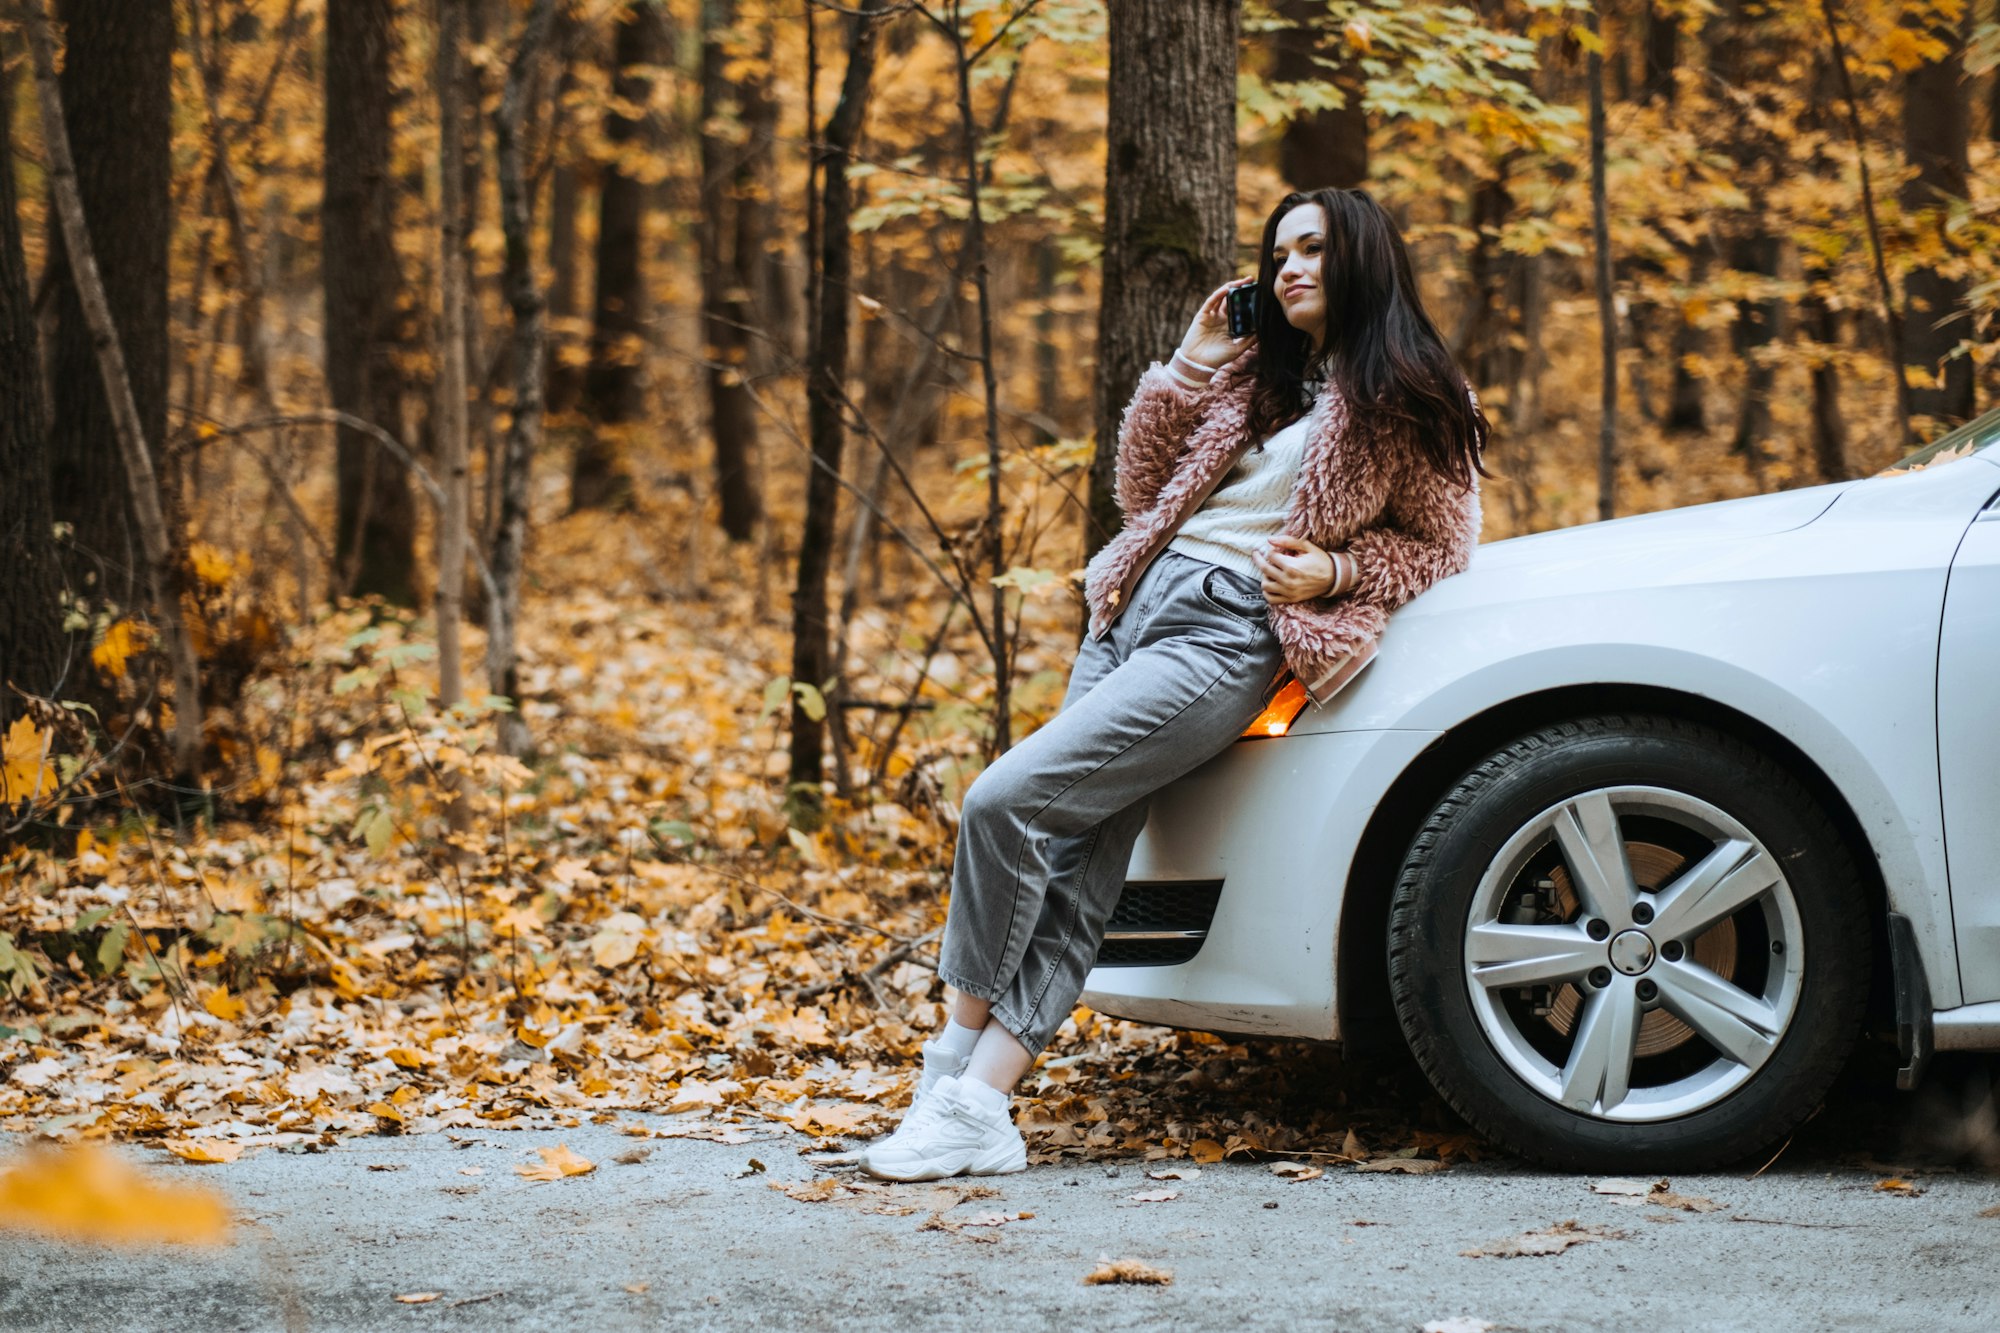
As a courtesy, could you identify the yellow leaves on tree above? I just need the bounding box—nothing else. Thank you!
[92,619,148,679]
[1,717,57,804]
[0,1145,230,1245]
[515,1144,595,1181]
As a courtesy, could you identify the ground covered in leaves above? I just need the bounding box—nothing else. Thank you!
[0,502,1482,1180]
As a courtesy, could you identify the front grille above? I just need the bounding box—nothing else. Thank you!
[1095,879,1224,967]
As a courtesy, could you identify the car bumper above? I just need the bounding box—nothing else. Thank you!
[1079,726,1442,1041]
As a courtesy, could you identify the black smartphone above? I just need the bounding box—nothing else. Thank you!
[1225,283,1259,338]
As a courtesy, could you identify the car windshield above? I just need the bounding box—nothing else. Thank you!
[1874,407,2000,477]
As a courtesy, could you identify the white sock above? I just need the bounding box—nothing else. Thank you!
[934,1020,983,1064]
[956,1077,1010,1118]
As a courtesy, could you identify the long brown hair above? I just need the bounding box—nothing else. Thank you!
[1242,187,1489,488]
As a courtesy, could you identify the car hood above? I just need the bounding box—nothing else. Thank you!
[1432,479,1857,602]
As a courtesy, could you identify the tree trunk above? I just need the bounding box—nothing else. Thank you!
[0,51,66,731]
[325,0,419,604]
[436,0,471,718]
[1089,0,1242,562]
[787,0,891,815]
[572,0,665,512]
[43,0,172,615]
[1642,1,1677,106]
[24,2,203,778]
[543,4,585,417]
[1589,5,1616,522]
[1901,6,1974,429]
[1274,0,1366,190]
[700,0,764,543]
[1710,1,1778,469]
[488,0,559,758]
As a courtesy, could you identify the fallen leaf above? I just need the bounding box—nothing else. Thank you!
[1127,1189,1179,1203]
[163,1139,244,1165]
[1648,1187,1723,1213]
[1147,1167,1199,1181]
[1591,1177,1657,1196]
[458,1167,483,1177]
[776,1177,840,1202]
[624,1282,650,1294]
[515,1144,595,1182]
[1875,1178,1923,1197]
[1462,1220,1626,1258]
[1354,1157,1443,1175]
[366,1163,406,1172]
[395,1293,440,1305]
[1270,1162,1322,1181]
[959,1211,1030,1227]
[1421,1320,1496,1333]
[613,1148,653,1166]
[1083,1256,1173,1286]
[0,1144,230,1245]
[1978,1204,2000,1219]
[1341,1127,1365,1160]
[1188,1139,1225,1164]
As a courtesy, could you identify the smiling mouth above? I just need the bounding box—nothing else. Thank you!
[1284,285,1313,299]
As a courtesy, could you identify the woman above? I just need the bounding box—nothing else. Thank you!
[864,186,1489,1181]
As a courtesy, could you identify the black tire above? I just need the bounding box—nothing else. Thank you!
[1387,713,1871,1171]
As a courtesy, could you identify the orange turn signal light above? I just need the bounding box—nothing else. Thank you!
[1240,677,1310,739]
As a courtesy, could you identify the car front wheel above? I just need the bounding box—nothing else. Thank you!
[1387,714,1870,1171]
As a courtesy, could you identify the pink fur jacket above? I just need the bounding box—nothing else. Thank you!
[1082,348,1482,704]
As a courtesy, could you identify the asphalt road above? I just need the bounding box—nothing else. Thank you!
[4,1058,1998,1333]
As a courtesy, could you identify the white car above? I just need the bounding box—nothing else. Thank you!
[1081,411,2000,1170]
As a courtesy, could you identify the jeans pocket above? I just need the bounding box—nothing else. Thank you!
[1200,566,1268,623]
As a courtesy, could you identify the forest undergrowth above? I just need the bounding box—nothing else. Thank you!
[0,432,1482,1178]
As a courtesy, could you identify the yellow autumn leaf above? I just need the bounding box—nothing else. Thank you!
[590,911,648,968]
[0,1145,230,1245]
[162,1139,245,1165]
[188,542,236,589]
[1,716,57,804]
[201,986,244,1022]
[516,1144,595,1181]
[385,1047,426,1069]
[92,619,146,679]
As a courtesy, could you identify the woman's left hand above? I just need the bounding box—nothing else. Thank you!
[1255,535,1341,604]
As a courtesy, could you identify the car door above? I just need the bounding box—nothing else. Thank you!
[1938,467,2000,1003]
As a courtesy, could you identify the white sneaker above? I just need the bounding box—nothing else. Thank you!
[860,1043,967,1172]
[862,1075,1026,1182]
[910,1040,971,1111]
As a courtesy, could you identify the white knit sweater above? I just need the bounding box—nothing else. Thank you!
[1166,410,1313,582]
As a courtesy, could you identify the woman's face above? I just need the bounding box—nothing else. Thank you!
[1270,203,1329,349]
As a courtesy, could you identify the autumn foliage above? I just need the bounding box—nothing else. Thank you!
[1,0,1996,1205]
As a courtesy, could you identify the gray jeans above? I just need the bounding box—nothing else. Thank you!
[938,550,1289,1055]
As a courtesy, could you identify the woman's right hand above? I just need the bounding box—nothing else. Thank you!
[1176,277,1257,370]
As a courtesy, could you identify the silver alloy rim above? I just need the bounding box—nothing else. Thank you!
[1462,786,1805,1123]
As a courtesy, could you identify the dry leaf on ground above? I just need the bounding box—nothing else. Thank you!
[1127,1189,1179,1203]
[1354,1157,1443,1175]
[1421,1319,1496,1333]
[515,1144,594,1182]
[1978,1203,2000,1218]
[0,1145,230,1246]
[613,1148,652,1165]
[394,1293,440,1305]
[1147,1167,1199,1181]
[775,1177,840,1203]
[1875,1178,1923,1197]
[1462,1220,1627,1258]
[1083,1257,1173,1286]
[162,1139,244,1165]
[1271,1162,1323,1181]
[1591,1177,1658,1196]
[1188,1139,1225,1164]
